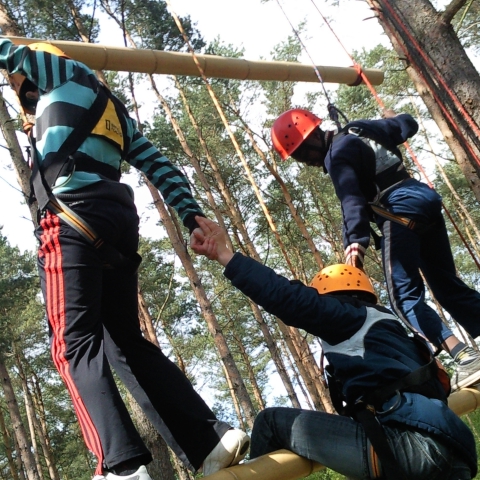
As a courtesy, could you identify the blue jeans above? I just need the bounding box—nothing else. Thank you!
[379,180,480,347]
[251,407,472,479]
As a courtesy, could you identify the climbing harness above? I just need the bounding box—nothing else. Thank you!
[27,83,140,273]
[325,330,450,480]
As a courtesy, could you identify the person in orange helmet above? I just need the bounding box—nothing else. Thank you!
[270,107,480,392]
[191,215,476,480]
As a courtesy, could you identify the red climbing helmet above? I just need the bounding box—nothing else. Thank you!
[271,108,322,160]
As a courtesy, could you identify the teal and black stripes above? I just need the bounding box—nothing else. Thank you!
[0,38,203,228]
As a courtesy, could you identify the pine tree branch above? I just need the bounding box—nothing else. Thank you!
[442,0,469,25]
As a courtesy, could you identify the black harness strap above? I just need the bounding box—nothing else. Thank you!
[72,153,121,181]
[30,84,110,211]
[325,327,449,480]
[28,84,140,273]
[355,406,406,480]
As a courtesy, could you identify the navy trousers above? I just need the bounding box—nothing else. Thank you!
[35,182,229,474]
[378,179,480,347]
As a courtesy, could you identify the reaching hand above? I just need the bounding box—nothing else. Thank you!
[344,243,366,272]
[191,216,234,266]
[190,227,205,250]
[381,108,396,119]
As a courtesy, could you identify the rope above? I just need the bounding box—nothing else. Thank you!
[308,0,385,108]
[274,0,344,129]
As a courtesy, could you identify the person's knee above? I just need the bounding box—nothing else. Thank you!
[254,408,275,429]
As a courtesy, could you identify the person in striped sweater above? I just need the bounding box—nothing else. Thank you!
[0,38,248,480]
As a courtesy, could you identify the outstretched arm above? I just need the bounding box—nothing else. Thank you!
[190,216,235,266]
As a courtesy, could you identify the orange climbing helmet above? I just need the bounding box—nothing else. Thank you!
[27,42,70,58]
[9,42,70,114]
[271,108,322,160]
[310,264,377,304]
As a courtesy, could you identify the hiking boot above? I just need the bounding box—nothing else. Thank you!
[451,346,480,391]
[105,466,152,480]
[202,429,250,476]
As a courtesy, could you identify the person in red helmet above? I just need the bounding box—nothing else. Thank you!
[191,215,476,480]
[1,38,249,480]
[271,108,480,392]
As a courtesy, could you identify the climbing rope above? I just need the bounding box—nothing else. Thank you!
[273,0,345,129]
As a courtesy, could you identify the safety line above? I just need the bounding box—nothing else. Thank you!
[308,0,385,108]
[274,0,352,128]
[274,0,332,102]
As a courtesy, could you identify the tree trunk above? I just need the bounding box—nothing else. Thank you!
[247,300,301,409]
[280,340,314,410]
[0,405,20,480]
[22,388,44,480]
[365,0,480,200]
[0,94,37,224]
[231,331,266,411]
[0,358,40,480]
[145,178,257,429]
[128,393,176,480]
[15,351,60,480]
[220,361,247,430]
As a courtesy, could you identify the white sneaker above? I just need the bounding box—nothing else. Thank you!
[104,465,152,480]
[202,429,250,476]
[92,476,105,480]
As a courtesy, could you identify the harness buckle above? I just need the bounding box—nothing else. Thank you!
[376,390,402,415]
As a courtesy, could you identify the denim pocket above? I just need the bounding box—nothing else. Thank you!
[384,427,456,480]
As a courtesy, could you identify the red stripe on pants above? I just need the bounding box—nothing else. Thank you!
[39,212,105,474]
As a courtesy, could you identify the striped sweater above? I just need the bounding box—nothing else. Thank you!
[0,39,204,232]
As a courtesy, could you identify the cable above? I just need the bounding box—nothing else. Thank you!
[274,0,345,128]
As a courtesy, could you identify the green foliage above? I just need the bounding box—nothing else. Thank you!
[103,0,205,52]
[335,45,417,121]
[3,0,100,40]
[453,0,480,54]
[0,230,41,353]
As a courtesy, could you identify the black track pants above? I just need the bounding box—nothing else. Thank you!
[35,186,229,474]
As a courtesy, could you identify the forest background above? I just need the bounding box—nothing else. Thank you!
[0,0,480,479]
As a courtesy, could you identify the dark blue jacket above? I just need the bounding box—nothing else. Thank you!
[324,114,418,249]
[224,252,477,474]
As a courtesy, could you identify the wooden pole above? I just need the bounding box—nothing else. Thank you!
[448,385,480,416]
[6,36,383,86]
[204,449,324,480]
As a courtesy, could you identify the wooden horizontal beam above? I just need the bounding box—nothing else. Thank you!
[6,36,384,86]
[204,449,324,480]
[448,385,480,416]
